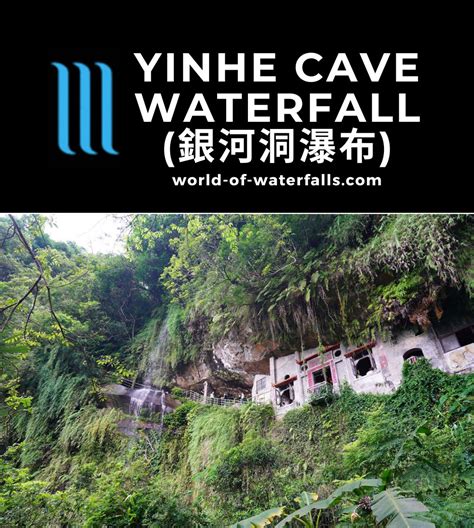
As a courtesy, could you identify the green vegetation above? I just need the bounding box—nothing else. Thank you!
[1,361,472,526]
[233,480,436,528]
[1,213,473,526]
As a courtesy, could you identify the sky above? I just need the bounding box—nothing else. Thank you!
[45,213,129,254]
[1,213,129,254]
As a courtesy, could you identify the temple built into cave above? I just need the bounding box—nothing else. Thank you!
[252,317,474,416]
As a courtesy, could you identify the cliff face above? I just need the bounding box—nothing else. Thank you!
[173,335,281,396]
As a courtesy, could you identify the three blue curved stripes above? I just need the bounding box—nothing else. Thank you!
[51,62,118,155]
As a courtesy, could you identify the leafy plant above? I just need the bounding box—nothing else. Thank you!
[232,479,434,528]
[230,506,285,528]
[371,487,434,527]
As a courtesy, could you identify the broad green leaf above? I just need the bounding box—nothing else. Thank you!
[229,506,285,528]
[275,479,382,527]
[371,488,434,528]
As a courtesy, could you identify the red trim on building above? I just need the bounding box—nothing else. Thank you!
[296,343,340,365]
[308,360,337,387]
[272,375,297,388]
[344,341,376,358]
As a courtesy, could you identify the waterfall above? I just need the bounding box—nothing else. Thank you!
[129,387,152,416]
[160,390,166,428]
[128,320,170,422]
[128,386,169,417]
[144,320,169,386]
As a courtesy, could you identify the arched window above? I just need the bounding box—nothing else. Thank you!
[403,348,424,364]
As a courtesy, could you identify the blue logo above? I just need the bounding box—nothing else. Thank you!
[51,62,118,155]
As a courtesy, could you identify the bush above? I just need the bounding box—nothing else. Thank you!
[308,383,335,406]
[209,433,278,493]
[239,403,274,435]
[342,361,474,504]
[187,406,240,479]
[82,461,208,527]
[59,406,124,455]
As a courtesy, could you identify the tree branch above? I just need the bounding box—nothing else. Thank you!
[0,224,15,248]
[0,215,68,341]
[24,284,39,338]
[0,275,41,333]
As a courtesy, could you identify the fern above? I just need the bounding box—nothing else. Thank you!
[59,405,124,454]
[187,405,240,477]
[425,499,474,528]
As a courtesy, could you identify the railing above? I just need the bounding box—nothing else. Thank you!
[119,378,252,407]
[306,382,334,403]
[121,378,147,390]
[181,389,252,407]
[306,381,332,395]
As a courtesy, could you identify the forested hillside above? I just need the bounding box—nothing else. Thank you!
[1,214,473,526]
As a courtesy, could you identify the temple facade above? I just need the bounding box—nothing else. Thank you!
[252,319,474,416]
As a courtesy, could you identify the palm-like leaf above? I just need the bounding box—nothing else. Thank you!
[274,479,382,527]
[229,506,285,528]
[371,487,435,528]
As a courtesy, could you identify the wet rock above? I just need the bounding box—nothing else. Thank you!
[174,335,282,395]
[117,418,162,437]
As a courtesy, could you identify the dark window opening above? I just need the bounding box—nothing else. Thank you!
[456,326,474,347]
[356,357,372,376]
[334,349,342,358]
[312,366,333,385]
[276,381,295,407]
[352,349,376,377]
[403,348,424,364]
[440,325,474,353]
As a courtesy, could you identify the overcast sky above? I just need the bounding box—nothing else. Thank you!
[2,213,129,254]
[46,213,129,254]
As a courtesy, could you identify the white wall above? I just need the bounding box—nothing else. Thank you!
[251,374,273,404]
[274,354,299,381]
[252,328,474,411]
[444,343,474,373]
